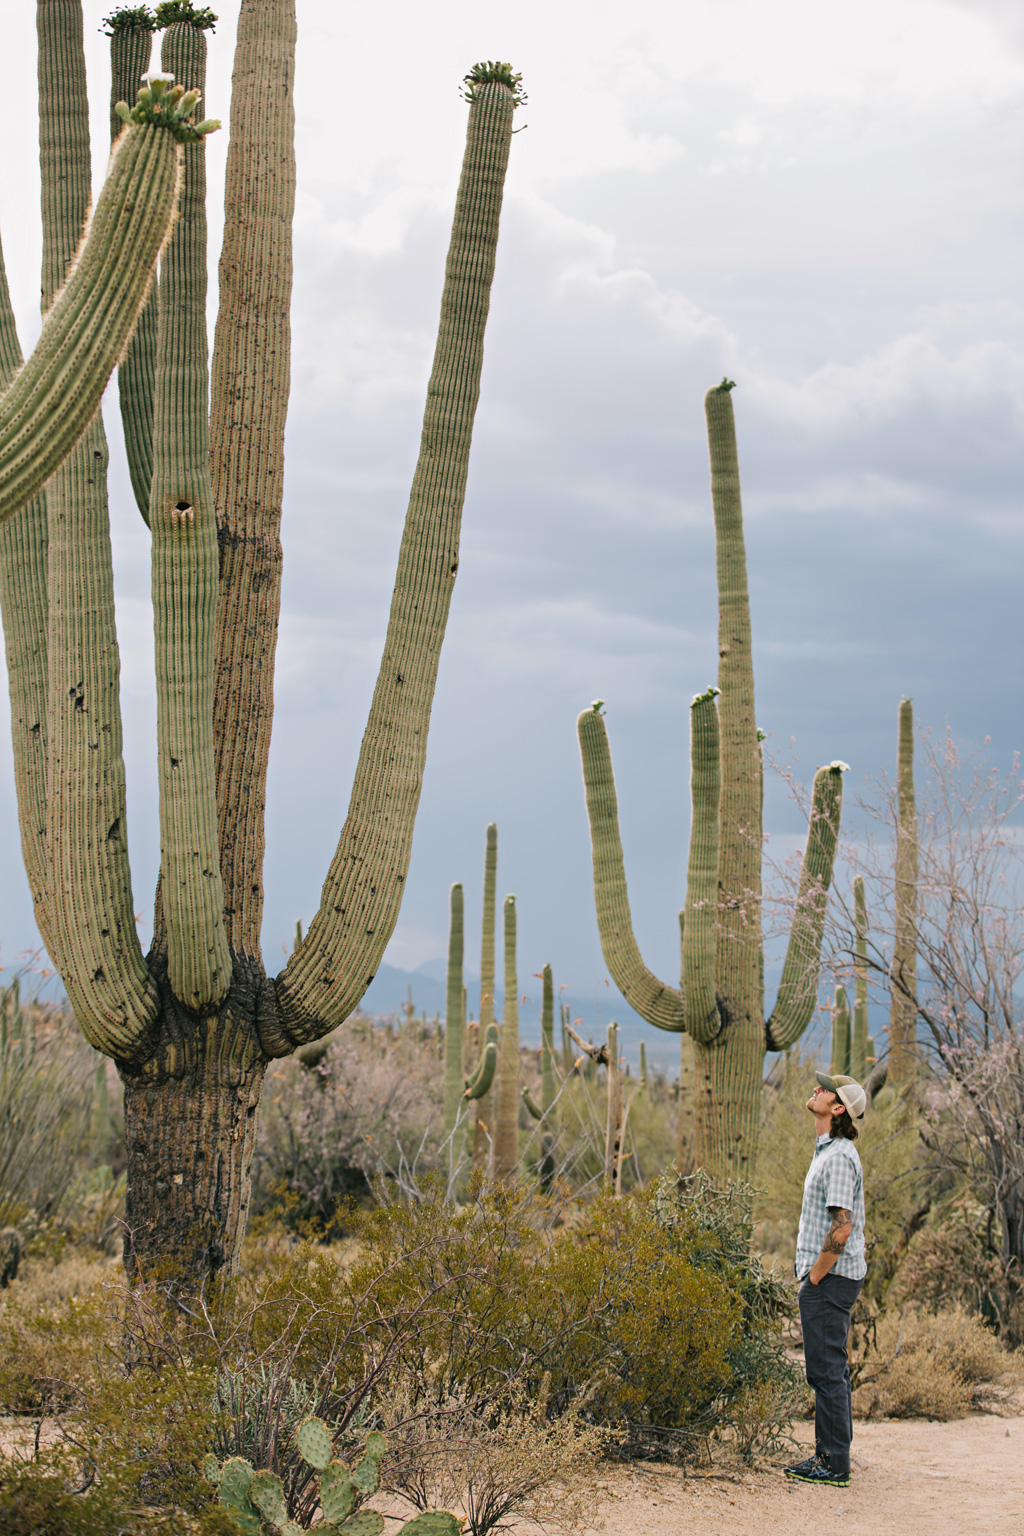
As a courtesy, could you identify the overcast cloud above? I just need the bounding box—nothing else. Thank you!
[1,1,1022,1064]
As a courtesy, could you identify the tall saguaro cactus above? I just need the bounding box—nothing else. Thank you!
[0,7,519,1282]
[493,894,520,1180]
[471,822,498,1168]
[578,382,846,1178]
[889,697,918,1090]
[850,875,870,1079]
[443,883,465,1138]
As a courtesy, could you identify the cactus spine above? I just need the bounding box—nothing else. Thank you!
[889,697,918,1090]
[443,882,465,1137]
[577,383,845,1179]
[493,894,519,1179]
[0,7,517,1283]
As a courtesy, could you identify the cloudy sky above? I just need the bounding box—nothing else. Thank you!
[1,0,1022,1060]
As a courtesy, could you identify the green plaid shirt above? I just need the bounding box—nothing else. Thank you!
[795,1133,866,1281]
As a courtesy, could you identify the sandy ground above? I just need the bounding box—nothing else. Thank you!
[565,1415,1024,1536]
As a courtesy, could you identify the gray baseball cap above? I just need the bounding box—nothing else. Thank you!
[816,1071,867,1120]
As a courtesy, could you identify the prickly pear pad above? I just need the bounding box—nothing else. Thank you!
[296,1413,334,1470]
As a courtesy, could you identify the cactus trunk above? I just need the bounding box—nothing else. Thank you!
[471,823,498,1169]
[604,1021,623,1195]
[889,698,918,1090]
[493,894,519,1180]
[830,985,851,1076]
[851,876,869,1080]
[538,962,556,1188]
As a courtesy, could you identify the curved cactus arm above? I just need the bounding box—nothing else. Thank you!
[0,98,205,525]
[150,22,231,1014]
[464,1027,497,1099]
[108,11,157,520]
[0,241,53,959]
[443,882,465,1135]
[210,0,297,957]
[273,77,516,1046]
[577,702,686,1032]
[766,762,846,1051]
[36,24,181,1055]
[522,1084,543,1121]
[683,688,722,1043]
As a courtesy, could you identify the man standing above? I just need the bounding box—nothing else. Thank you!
[785,1071,868,1488]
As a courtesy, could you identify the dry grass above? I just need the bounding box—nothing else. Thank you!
[853,1308,1023,1421]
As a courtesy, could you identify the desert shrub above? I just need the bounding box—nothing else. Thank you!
[852,1306,1020,1420]
[382,1384,606,1536]
[0,981,97,1235]
[252,1016,445,1233]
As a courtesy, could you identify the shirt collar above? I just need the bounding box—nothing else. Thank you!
[815,1132,833,1150]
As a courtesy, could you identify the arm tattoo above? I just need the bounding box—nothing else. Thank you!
[823,1207,852,1256]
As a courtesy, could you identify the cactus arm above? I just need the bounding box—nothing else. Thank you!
[493,893,520,1178]
[540,962,556,1114]
[0,240,53,958]
[830,984,851,1076]
[150,21,232,1014]
[522,1085,543,1121]
[443,882,465,1135]
[109,12,157,520]
[36,14,183,1055]
[766,762,846,1050]
[274,78,516,1043]
[889,697,918,1088]
[683,688,722,1043]
[464,1026,497,1098]
[577,702,686,1032]
[0,114,190,526]
[210,0,296,957]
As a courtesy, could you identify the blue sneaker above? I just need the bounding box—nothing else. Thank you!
[784,1455,850,1488]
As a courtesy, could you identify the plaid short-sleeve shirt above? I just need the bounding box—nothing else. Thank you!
[794,1132,866,1281]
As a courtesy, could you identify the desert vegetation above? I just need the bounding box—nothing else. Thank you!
[0,1,1021,1533]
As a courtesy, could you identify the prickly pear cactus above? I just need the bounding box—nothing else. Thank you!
[295,1414,333,1470]
[397,1515,463,1536]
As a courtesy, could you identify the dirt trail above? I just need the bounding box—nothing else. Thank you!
[562,1416,1024,1536]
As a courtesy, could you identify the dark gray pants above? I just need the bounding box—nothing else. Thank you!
[798,1271,863,1476]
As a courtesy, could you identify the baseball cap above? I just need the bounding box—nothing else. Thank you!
[816,1071,867,1120]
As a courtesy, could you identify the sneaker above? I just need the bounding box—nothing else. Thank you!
[784,1456,850,1488]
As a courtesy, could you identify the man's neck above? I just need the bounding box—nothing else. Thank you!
[812,1114,833,1138]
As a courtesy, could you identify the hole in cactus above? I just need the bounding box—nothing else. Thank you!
[175,500,191,512]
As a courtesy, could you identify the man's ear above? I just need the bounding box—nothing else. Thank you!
[831,1100,845,1119]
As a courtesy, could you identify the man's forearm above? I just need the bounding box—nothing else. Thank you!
[808,1207,852,1284]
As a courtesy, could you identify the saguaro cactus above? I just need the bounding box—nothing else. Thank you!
[577,382,846,1178]
[850,875,869,1080]
[0,7,519,1281]
[443,883,465,1138]
[889,697,918,1090]
[603,1021,623,1196]
[830,985,851,1077]
[493,894,520,1179]
[471,822,499,1168]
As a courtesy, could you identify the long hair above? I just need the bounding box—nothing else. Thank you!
[830,1105,859,1142]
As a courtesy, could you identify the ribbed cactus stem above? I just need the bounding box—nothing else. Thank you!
[683,687,721,1042]
[604,1021,623,1195]
[443,882,465,1137]
[768,763,847,1049]
[109,14,157,519]
[889,698,918,1090]
[274,81,516,1042]
[464,1024,497,1100]
[210,0,297,957]
[472,822,498,1168]
[851,876,869,1080]
[639,1040,648,1092]
[830,985,851,1076]
[540,963,556,1115]
[522,1085,543,1122]
[493,894,519,1180]
[149,20,231,1014]
[0,106,187,525]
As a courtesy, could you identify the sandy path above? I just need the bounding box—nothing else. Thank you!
[569,1416,1024,1536]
